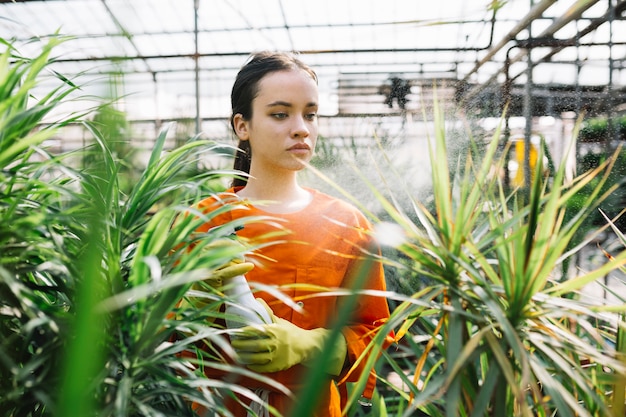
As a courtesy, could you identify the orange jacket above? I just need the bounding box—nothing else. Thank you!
[191,187,392,416]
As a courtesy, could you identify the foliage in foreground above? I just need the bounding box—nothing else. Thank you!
[0,36,275,417]
[328,102,626,416]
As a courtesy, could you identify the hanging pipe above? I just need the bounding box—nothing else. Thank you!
[461,0,557,84]
[462,0,601,105]
[502,35,577,190]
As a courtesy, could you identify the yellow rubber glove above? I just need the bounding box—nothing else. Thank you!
[205,259,254,286]
[199,238,254,287]
[231,316,348,376]
[187,238,254,309]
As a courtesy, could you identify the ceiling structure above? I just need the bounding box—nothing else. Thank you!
[1,0,625,145]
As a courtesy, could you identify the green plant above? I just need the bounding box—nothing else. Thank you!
[0,34,86,415]
[89,96,137,196]
[578,115,626,143]
[0,35,278,417]
[314,102,626,416]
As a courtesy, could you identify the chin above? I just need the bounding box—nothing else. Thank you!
[290,162,307,171]
[288,156,311,170]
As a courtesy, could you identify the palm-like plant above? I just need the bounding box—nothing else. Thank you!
[321,102,626,416]
[0,35,279,417]
[0,35,86,416]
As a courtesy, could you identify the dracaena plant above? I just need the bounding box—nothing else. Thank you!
[310,102,626,417]
[0,34,85,415]
[0,35,284,417]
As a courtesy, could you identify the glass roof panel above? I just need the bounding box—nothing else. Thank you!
[0,0,623,124]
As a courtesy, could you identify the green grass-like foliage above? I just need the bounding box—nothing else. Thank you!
[341,100,626,417]
[0,36,280,417]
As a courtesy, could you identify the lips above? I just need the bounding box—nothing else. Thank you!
[287,143,310,151]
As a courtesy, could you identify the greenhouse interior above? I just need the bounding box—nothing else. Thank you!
[2,0,626,416]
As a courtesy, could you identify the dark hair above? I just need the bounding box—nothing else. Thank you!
[230,51,318,187]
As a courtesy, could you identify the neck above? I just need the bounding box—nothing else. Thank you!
[237,169,311,213]
[242,176,300,199]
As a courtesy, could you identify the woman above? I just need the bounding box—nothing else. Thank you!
[192,51,392,417]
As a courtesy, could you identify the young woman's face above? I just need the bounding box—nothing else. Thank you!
[233,69,319,174]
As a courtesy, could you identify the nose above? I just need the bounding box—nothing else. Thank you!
[291,115,310,138]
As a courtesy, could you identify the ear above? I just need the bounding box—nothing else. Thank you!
[232,113,250,141]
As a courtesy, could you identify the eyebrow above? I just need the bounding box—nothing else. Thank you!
[267,100,318,108]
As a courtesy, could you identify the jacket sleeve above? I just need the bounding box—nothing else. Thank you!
[335,216,395,398]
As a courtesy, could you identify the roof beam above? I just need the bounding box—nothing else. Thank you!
[461,0,602,103]
[460,0,558,84]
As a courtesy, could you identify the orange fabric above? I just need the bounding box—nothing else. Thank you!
[187,187,392,417]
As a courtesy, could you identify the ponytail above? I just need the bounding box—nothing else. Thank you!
[231,139,251,188]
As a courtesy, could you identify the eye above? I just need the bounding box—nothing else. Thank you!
[272,112,288,120]
[305,112,317,121]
